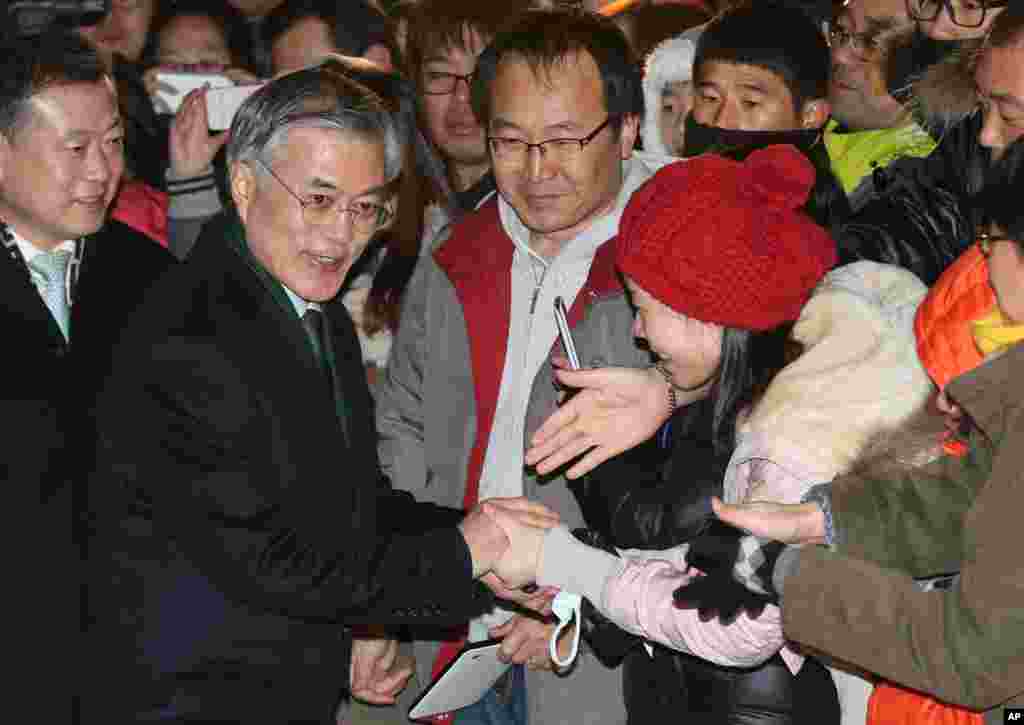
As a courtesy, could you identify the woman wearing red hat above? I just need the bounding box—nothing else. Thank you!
[521,144,842,723]
[515,143,938,723]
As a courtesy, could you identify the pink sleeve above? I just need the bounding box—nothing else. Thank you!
[601,558,784,668]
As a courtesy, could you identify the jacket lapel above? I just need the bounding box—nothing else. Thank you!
[434,201,512,509]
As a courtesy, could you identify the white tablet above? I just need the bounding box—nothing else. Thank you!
[408,641,511,721]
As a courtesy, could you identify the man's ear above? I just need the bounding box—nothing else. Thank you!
[618,113,640,159]
[801,99,831,130]
[230,161,256,224]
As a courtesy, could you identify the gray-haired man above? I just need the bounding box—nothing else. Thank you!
[84,59,555,723]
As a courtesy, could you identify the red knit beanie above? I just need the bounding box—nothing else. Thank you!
[617,145,837,331]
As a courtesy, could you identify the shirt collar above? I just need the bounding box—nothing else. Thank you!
[281,284,322,318]
[496,155,651,265]
[10,228,75,263]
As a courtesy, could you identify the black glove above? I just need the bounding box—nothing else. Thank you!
[672,521,782,624]
[570,528,642,667]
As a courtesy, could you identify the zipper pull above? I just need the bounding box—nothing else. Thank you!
[530,286,540,315]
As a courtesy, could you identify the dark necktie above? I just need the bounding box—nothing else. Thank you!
[302,307,352,445]
[301,308,332,388]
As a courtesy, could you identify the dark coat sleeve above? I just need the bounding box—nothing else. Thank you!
[92,335,491,628]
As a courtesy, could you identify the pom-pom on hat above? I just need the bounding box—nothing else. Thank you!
[617,145,837,331]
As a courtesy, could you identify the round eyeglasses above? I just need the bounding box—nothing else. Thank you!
[256,159,393,233]
[906,0,1009,28]
[421,71,474,96]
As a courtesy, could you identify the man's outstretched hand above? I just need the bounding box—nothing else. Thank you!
[460,497,560,582]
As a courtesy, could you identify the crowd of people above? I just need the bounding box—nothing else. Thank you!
[1,0,1022,723]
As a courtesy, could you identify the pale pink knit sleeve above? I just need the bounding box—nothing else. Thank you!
[599,456,811,671]
[601,558,785,668]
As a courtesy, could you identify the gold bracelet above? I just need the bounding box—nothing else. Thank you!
[652,362,678,413]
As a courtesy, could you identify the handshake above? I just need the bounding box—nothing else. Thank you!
[458,497,562,590]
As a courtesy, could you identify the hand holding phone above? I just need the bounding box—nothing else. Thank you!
[204,83,265,131]
[151,70,234,114]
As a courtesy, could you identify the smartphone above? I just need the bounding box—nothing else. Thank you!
[553,296,581,371]
[153,70,234,114]
[205,83,265,131]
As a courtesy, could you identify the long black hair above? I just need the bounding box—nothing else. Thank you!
[673,322,797,456]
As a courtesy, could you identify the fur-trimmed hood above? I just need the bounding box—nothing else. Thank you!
[641,27,701,156]
[724,261,933,503]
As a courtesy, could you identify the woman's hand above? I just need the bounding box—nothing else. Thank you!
[168,87,229,179]
[525,361,677,479]
[711,497,827,546]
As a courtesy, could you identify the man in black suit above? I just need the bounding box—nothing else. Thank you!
[85,59,555,723]
[0,31,174,724]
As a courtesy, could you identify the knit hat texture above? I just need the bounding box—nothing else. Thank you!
[617,144,837,331]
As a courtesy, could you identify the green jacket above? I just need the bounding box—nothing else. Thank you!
[783,342,1024,724]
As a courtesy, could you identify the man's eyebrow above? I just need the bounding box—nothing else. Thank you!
[64,117,123,141]
[991,91,1024,112]
[489,117,523,134]
[308,177,392,198]
[737,81,770,94]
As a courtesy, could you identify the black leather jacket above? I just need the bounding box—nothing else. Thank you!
[836,112,990,285]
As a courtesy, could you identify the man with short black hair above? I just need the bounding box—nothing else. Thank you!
[378,8,670,724]
[681,3,852,235]
[0,29,174,722]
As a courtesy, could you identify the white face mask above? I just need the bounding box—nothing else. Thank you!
[547,591,582,669]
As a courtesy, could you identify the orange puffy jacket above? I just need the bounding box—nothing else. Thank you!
[868,682,982,725]
[914,243,992,391]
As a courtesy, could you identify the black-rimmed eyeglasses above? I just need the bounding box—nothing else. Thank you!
[421,71,475,95]
[906,0,1009,28]
[487,117,612,166]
